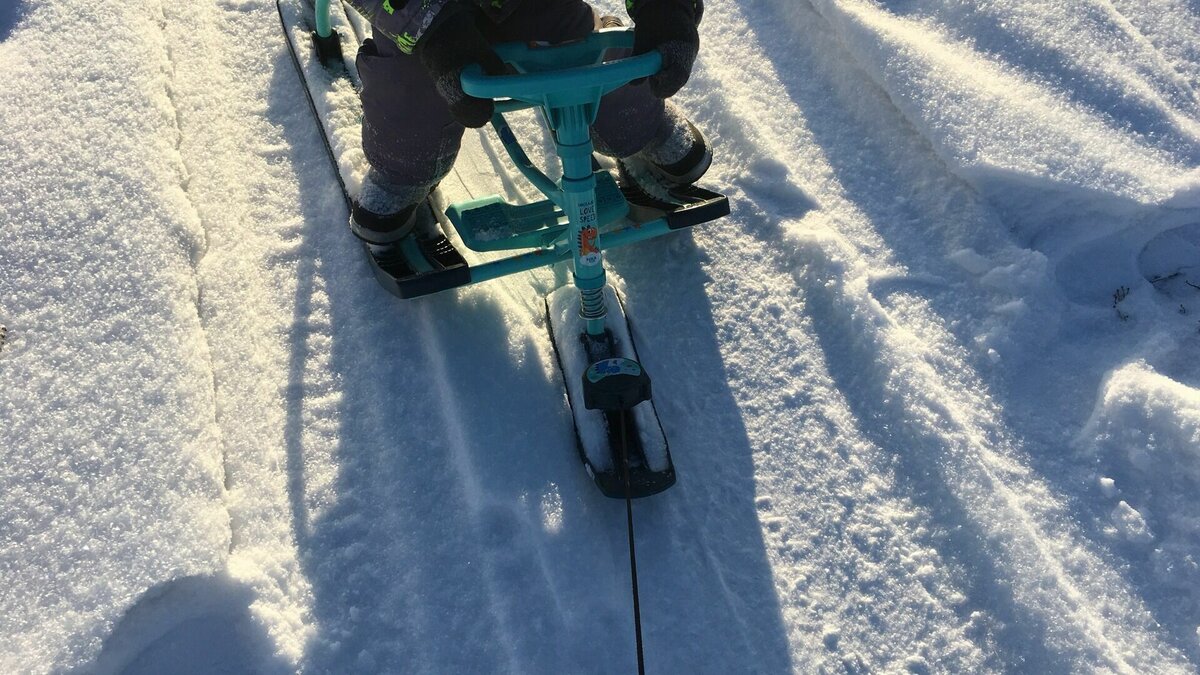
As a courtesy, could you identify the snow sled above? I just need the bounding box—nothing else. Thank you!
[279,0,729,498]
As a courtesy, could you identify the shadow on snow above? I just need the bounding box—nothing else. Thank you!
[0,0,24,42]
[88,575,290,675]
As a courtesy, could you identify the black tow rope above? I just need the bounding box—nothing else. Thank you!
[618,410,646,675]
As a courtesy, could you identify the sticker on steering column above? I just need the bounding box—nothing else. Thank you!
[579,226,600,265]
[577,198,600,265]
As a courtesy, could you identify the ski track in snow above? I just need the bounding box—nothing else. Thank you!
[3,0,1200,672]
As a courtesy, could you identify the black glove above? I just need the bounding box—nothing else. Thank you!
[630,0,703,99]
[415,9,506,128]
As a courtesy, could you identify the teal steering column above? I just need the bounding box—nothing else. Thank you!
[314,0,333,38]
[462,31,662,337]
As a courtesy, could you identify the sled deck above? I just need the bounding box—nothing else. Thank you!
[363,184,726,298]
[621,183,730,229]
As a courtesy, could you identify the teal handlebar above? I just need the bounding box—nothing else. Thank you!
[460,29,661,103]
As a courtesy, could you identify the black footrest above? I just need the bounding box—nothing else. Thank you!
[364,234,472,299]
[664,186,729,230]
[394,265,473,299]
[621,182,730,229]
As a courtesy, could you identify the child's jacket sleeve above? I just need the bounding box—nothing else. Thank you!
[344,0,455,54]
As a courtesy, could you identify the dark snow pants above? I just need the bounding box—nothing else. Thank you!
[356,0,668,191]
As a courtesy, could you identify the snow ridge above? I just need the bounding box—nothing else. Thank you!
[154,0,235,544]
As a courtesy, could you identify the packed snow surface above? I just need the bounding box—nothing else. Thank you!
[2,0,1200,672]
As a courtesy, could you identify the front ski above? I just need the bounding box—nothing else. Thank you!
[277,0,470,297]
[547,285,675,498]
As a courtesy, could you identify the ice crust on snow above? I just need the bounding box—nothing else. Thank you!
[1081,362,1200,485]
[1099,476,1118,498]
[1079,362,1200,634]
[1111,501,1155,544]
[1082,363,1200,547]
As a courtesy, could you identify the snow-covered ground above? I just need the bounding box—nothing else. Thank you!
[2,0,1200,672]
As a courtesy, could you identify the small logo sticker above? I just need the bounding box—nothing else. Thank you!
[586,358,642,383]
[579,226,600,265]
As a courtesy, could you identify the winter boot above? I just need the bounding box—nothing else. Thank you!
[350,170,465,283]
[616,107,713,220]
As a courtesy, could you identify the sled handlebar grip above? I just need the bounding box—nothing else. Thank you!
[461,29,662,104]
